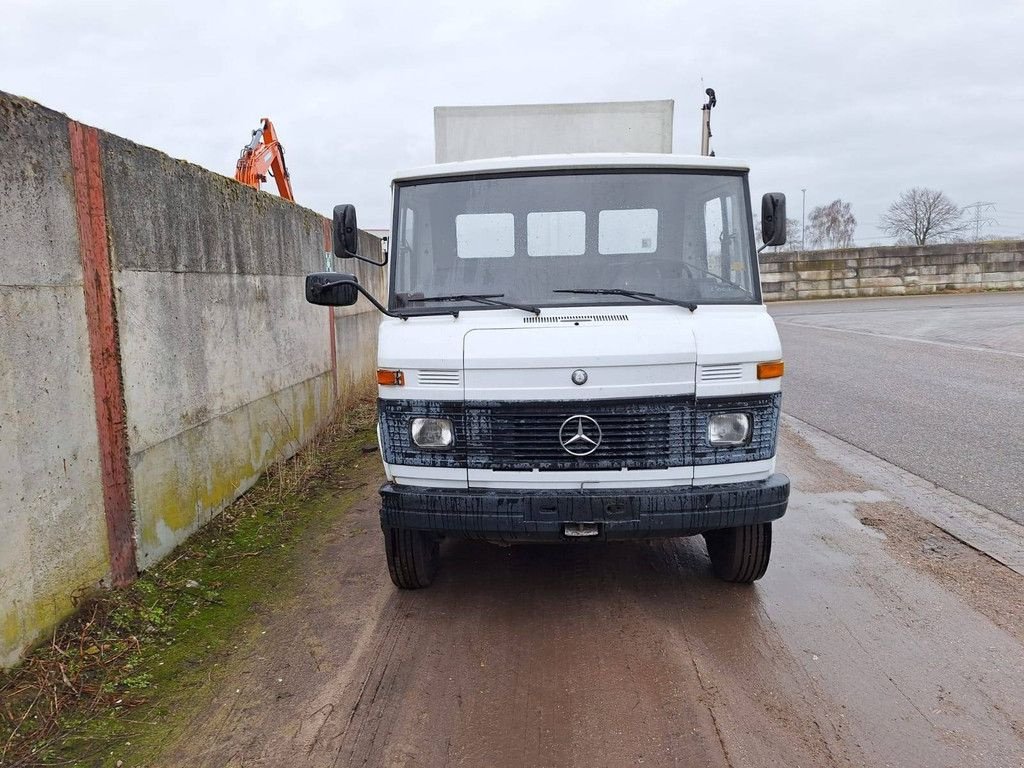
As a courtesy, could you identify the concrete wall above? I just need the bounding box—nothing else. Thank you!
[100,132,336,567]
[760,241,1024,301]
[333,229,387,408]
[1,96,112,668]
[0,91,384,666]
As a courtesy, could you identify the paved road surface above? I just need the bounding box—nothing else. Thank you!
[157,429,1024,767]
[770,292,1024,525]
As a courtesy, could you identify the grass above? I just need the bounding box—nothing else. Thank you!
[0,399,378,767]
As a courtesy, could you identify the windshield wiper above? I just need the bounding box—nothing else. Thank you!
[404,293,541,315]
[553,288,696,312]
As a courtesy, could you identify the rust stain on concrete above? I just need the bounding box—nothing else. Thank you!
[68,120,138,588]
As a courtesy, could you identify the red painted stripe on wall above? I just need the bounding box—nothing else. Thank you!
[68,121,137,588]
[324,217,338,401]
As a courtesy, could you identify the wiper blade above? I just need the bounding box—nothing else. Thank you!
[404,293,541,315]
[553,288,696,312]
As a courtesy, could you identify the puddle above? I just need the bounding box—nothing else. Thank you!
[798,488,891,540]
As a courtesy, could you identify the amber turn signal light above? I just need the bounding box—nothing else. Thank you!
[377,369,405,386]
[757,360,784,380]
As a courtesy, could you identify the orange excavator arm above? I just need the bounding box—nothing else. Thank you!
[234,118,295,202]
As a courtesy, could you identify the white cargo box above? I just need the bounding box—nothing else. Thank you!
[434,100,674,163]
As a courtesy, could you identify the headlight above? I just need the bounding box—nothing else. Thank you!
[410,417,454,449]
[707,413,751,446]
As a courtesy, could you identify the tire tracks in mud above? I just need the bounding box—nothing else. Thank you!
[330,596,411,764]
[637,540,856,768]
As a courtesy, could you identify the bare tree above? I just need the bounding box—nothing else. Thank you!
[807,200,857,249]
[879,188,968,245]
[754,217,801,250]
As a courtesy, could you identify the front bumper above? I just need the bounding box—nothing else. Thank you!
[379,474,790,541]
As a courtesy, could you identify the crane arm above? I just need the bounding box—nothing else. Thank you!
[234,118,295,202]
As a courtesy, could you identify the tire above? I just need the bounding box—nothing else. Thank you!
[703,523,772,583]
[384,528,440,589]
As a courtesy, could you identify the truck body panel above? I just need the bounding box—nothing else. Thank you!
[434,101,674,163]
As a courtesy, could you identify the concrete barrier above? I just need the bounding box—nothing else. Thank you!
[760,241,1024,301]
[1,96,113,668]
[0,91,385,667]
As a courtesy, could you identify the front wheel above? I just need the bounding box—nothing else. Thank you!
[703,523,772,583]
[384,528,440,589]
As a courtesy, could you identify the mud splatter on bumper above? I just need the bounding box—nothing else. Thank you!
[380,474,789,541]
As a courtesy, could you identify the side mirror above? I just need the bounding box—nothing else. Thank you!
[333,204,388,267]
[333,204,359,259]
[305,272,359,307]
[760,193,787,248]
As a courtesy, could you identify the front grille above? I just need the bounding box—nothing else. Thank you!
[378,394,781,471]
[464,397,692,471]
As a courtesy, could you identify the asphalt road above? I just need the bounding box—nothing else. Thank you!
[770,292,1024,525]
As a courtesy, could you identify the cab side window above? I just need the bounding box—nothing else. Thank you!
[704,194,750,291]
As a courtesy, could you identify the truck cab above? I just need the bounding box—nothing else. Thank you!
[307,108,789,589]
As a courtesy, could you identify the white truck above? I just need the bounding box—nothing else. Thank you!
[306,97,789,588]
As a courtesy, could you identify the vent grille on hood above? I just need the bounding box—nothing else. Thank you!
[523,314,629,324]
[699,363,743,382]
[416,369,461,387]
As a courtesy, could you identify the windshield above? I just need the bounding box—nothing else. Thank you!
[390,170,759,313]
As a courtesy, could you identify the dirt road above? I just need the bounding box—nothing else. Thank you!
[152,418,1024,768]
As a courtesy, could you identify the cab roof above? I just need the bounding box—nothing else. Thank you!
[391,153,750,184]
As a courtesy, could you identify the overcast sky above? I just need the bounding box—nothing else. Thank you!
[4,0,1024,242]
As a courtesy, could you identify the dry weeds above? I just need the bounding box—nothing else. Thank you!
[0,399,376,766]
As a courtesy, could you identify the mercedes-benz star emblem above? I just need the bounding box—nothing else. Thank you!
[559,415,602,456]
[571,369,588,385]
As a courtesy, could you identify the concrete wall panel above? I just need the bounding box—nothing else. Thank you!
[761,241,1024,300]
[131,371,333,567]
[334,306,381,408]
[0,286,112,668]
[0,95,82,286]
[332,231,386,406]
[114,271,332,453]
[1,94,111,667]
[98,132,356,566]
[100,134,325,277]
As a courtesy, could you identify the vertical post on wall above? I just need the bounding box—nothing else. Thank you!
[68,121,138,588]
[324,218,338,402]
[801,188,807,251]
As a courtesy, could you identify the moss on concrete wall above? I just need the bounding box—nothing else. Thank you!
[132,372,334,566]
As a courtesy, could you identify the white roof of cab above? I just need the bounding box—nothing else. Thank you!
[391,153,749,183]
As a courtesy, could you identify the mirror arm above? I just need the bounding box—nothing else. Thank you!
[343,249,389,267]
[757,242,769,254]
[319,279,407,320]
